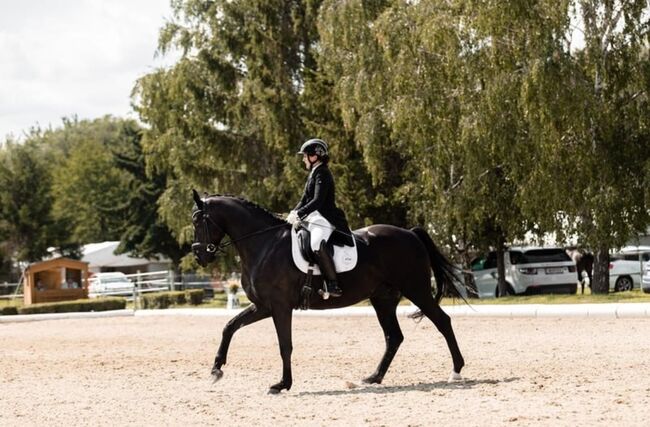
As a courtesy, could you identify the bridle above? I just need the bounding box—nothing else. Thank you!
[192,209,289,257]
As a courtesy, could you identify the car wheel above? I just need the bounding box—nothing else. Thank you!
[614,276,633,292]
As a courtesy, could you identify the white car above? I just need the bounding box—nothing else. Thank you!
[609,246,650,292]
[88,272,133,297]
[471,247,577,297]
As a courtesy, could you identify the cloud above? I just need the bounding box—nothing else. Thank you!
[0,0,178,139]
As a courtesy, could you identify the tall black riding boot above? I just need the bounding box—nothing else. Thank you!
[315,240,342,298]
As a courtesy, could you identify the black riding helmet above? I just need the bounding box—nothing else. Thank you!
[298,138,329,158]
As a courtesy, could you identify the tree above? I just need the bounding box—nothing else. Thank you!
[48,118,133,244]
[319,0,562,295]
[109,121,188,268]
[0,139,57,263]
[524,0,650,293]
[133,0,409,268]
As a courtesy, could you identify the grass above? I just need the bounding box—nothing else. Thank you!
[0,298,22,308]
[440,288,650,305]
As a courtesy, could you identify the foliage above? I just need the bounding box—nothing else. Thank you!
[0,139,59,262]
[1,1,648,287]
[522,0,650,292]
[1,305,19,315]
[47,117,133,244]
[140,290,204,309]
[17,297,126,315]
[109,121,188,267]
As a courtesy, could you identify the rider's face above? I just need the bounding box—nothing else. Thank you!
[302,153,317,170]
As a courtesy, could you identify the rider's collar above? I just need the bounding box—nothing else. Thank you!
[310,161,323,172]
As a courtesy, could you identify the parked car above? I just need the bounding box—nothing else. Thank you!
[608,246,650,292]
[642,261,650,293]
[88,272,134,297]
[471,247,577,297]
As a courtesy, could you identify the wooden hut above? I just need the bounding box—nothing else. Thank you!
[23,258,89,305]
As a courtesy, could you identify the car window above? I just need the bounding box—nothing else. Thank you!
[470,257,485,271]
[509,251,523,264]
[483,252,497,269]
[512,249,571,264]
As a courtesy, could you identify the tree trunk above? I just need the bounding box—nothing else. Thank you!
[591,246,610,294]
[496,239,508,297]
[460,251,479,298]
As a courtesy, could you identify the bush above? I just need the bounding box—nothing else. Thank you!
[141,292,171,309]
[140,290,204,309]
[17,298,126,315]
[1,306,19,315]
[186,289,204,305]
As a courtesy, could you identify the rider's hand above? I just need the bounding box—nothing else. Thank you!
[286,210,299,225]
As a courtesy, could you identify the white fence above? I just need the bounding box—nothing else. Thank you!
[1,271,216,306]
[90,270,214,309]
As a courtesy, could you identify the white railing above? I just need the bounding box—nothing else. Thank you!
[89,270,172,302]
[89,270,216,310]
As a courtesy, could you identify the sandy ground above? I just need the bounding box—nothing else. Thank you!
[1,313,649,426]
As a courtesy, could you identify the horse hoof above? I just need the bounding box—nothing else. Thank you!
[268,387,281,395]
[448,371,463,383]
[211,369,224,384]
[362,375,382,384]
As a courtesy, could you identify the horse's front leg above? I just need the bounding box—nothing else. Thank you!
[213,304,270,382]
[268,308,293,394]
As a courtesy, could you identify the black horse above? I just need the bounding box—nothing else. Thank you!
[191,190,470,393]
[565,247,594,294]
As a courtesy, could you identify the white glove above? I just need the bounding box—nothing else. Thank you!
[286,210,299,225]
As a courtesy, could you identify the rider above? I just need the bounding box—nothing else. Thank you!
[286,138,353,298]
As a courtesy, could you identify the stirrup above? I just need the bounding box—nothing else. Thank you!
[318,282,342,299]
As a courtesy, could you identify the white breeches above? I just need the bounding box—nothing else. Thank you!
[304,211,334,252]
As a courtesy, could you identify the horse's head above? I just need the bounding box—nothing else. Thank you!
[191,190,226,267]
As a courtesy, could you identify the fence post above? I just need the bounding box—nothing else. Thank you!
[168,270,174,292]
[133,270,141,312]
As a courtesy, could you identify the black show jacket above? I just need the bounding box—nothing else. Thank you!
[294,164,353,246]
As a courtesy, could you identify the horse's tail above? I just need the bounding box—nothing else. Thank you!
[410,227,467,305]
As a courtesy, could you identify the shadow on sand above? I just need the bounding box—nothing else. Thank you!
[295,377,520,397]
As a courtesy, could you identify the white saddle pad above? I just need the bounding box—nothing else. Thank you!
[291,228,358,275]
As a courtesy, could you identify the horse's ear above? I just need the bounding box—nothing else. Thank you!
[192,189,204,210]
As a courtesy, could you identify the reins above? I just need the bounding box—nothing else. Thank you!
[193,209,289,255]
[193,208,366,257]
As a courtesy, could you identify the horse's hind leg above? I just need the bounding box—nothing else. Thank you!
[212,304,270,382]
[363,291,404,384]
[405,290,465,378]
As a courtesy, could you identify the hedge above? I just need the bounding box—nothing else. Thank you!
[1,306,19,316]
[140,289,204,309]
[17,298,127,315]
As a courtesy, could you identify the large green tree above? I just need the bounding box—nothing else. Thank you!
[47,117,133,244]
[319,0,567,294]
[524,0,650,293]
[0,139,58,263]
[134,0,409,257]
[109,121,188,267]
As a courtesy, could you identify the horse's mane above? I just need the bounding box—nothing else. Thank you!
[208,194,286,225]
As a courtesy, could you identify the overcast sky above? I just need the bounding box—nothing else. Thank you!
[0,0,178,140]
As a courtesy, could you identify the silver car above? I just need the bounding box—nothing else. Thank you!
[471,247,577,297]
[609,246,650,292]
